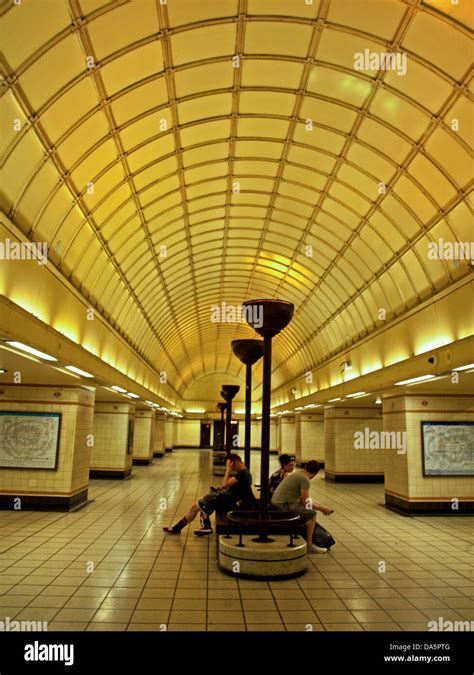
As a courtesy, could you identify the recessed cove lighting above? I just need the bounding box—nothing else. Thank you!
[394,375,436,386]
[65,365,93,378]
[346,392,366,398]
[327,397,342,402]
[295,406,303,410]
[452,363,474,371]
[7,341,57,362]
[111,386,127,393]
[127,393,140,399]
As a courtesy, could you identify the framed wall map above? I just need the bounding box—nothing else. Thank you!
[421,421,474,476]
[0,412,62,470]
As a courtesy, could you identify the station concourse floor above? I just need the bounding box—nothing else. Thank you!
[0,449,472,632]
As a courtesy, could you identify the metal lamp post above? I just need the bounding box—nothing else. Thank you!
[213,401,227,472]
[231,339,264,470]
[242,299,294,542]
[217,402,226,451]
[220,384,240,457]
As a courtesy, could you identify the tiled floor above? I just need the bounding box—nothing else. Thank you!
[0,449,472,632]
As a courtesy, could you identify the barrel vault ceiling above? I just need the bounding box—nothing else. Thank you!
[0,0,472,404]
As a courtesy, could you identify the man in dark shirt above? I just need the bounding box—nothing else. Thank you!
[163,453,253,536]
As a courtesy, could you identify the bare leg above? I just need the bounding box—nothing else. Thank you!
[183,503,201,524]
[305,515,316,551]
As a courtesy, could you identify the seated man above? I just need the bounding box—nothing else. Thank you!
[271,460,333,555]
[268,453,296,500]
[163,453,253,536]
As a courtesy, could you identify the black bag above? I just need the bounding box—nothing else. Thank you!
[199,488,232,515]
[312,522,336,549]
[198,491,218,514]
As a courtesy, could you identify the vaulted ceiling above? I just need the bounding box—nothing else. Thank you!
[1,0,472,403]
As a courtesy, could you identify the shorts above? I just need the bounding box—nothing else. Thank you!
[273,501,316,523]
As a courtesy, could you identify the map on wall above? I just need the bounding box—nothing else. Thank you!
[0,412,61,469]
[422,421,474,476]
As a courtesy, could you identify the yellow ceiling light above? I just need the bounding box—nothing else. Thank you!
[257,257,288,274]
[385,354,409,367]
[64,365,94,378]
[126,393,140,399]
[111,385,127,393]
[287,268,307,285]
[415,336,453,355]
[394,375,436,386]
[273,254,291,267]
[6,341,57,362]
[361,362,382,376]
[52,323,80,344]
[83,343,99,357]
[9,295,49,324]
[452,364,474,371]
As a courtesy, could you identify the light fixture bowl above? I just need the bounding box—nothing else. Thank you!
[242,299,294,338]
[221,384,240,401]
[231,339,264,365]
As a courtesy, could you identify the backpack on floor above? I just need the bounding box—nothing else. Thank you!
[313,522,336,549]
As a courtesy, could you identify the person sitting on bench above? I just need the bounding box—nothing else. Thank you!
[163,453,253,537]
[271,460,333,554]
[268,453,297,500]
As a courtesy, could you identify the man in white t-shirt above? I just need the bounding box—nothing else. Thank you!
[271,460,333,554]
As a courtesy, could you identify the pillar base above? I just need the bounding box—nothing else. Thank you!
[153,451,164,458]
[325,471,384,483]
[165,448,173,453]
[0,489,89,512]
[132,458,153,465]
[385,492,474,515]
[218,534,307,579]
[90,468,132,479]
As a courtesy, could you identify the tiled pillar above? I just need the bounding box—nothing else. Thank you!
[251,419,260,449]
[154,413,165,457]
[90,402,134,478]
[172,417,178,448]
[177,418,200,447]
[295,412,325,465]
[278,416,295,456]
[165,415,174,452]
[270,419,278,454]
[0,385,95,510]
[324,406,384,482]
[132,409,154,465]
[384,395,474,514]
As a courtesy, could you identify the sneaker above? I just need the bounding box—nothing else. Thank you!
[163,527,180,534]
[309,544,328,554]
[194,528,213,536]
